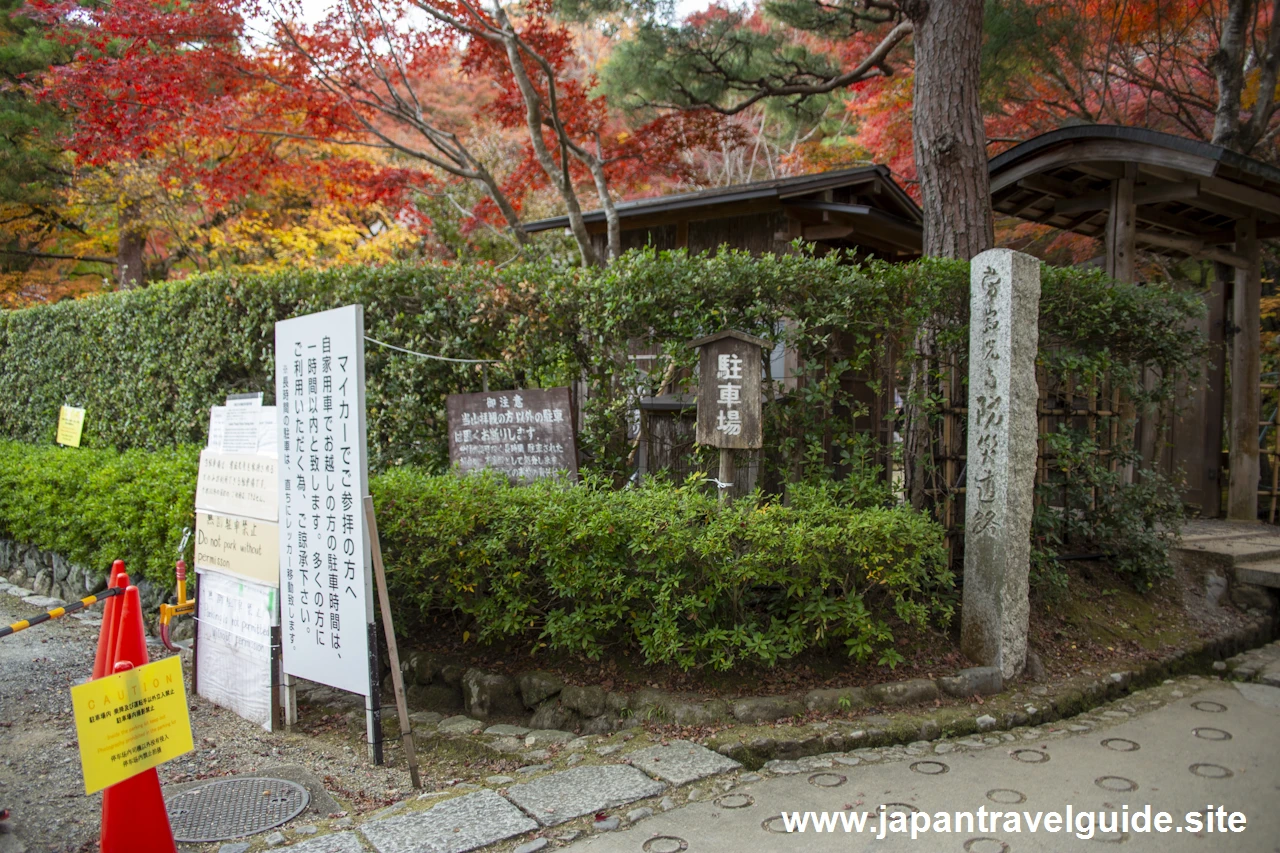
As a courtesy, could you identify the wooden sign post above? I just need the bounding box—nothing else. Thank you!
[689,330,769,502]
[364,496,421,788]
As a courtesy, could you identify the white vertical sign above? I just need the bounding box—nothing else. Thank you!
[275,305,373,696]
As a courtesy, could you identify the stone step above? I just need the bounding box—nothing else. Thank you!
[1179,518,1269,538]
[1179,529,1271,543]
[1175,538,1280,567]
[1234,559,1280,589]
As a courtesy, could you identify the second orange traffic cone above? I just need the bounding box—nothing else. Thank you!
[98,585,177,853]
[92,561,129,680]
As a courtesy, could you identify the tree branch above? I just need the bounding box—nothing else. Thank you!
[659,19,912,116]
[0,248,115,264]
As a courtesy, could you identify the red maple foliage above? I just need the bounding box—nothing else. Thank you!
[32,0,738,265]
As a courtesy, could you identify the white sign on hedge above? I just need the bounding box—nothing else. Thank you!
[274,305,374,697]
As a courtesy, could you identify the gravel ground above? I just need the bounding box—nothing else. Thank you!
[0,591,518,853]
[0,592,97,853]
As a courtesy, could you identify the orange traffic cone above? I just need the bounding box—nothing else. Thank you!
[107,585,149,674]
[92,561,129,680]
[98,586,177,853]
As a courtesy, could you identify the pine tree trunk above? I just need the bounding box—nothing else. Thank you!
[902,0,993,507]
[907,0,993,260]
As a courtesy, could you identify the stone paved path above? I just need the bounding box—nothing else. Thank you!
[561,680,1280,853]
[274,661,1280,853]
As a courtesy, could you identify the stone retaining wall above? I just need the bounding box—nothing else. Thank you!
[395,646,1010,735]
[0,538,187,638]
[393,611,1277,737]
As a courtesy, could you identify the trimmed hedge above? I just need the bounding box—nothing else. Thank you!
[0,252,1204,485]
[0,440,198,585]
[374,469,953,670]
[0,263,570,472]
[0,440,953,668]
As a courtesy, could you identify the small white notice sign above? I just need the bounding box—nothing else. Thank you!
[195,450,278,521]
[222,405,263,455]
[207,406,228,452]
[195,568,276,729]
[256,407,278,457]
[275,304,373,697]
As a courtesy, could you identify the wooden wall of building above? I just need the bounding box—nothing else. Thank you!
[592,212,791,258]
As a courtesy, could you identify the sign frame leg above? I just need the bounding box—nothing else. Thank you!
[365,620,383,764]
[281,672,298,729]
[363,495,422,787]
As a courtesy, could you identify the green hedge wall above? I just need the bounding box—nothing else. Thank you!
[0,440,953,668]
[0,263,572,472]
[0,252,1205,485]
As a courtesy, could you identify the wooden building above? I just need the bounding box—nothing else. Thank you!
[528,126,1280,520]
[524,165,923,260]
[988,125,1280,521]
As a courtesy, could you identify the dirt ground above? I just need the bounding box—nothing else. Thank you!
[0,595,427,853]
[0,589,613,853]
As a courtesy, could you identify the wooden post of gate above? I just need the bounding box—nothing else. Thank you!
[363,495,421,788]
[689,330,769,502]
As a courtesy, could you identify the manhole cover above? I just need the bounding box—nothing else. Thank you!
[166,777,309,842]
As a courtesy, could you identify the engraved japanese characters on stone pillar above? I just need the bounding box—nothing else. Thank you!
[961,249,1040,680]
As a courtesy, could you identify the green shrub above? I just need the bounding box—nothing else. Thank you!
[0,440,952,669]
[0,440,199,585]
[373,469,954,670]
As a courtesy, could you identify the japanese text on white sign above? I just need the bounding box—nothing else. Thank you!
[275,305,373,696]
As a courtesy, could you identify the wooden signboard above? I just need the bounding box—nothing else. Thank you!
[195,450,278,521]
[446,387,577,481]
[691,330,767,450]
[194,511,280,586]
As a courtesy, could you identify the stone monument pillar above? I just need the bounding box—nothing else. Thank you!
[960,249,1040,680]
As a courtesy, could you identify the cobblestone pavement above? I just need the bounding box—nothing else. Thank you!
[333,647,1280,853]
[563,678,1280,853]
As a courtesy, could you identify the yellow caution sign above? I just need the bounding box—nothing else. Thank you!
[56,405,85,447]
[70,655,194,794]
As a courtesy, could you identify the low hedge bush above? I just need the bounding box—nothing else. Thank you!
[0,440,198,585]
[0,440,954,668]
[374,469,954,670]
